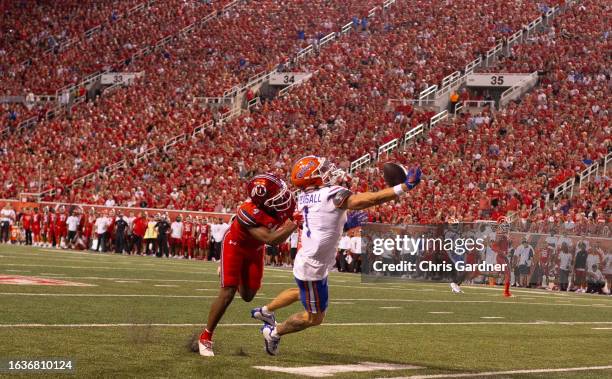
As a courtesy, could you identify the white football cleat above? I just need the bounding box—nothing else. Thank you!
[198,339,214,357]
[251,307,276,326]
[450,282,463,293]
[261,324,281,356]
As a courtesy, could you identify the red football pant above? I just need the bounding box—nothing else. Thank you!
[182,238,195,257]
[220,236,264,291]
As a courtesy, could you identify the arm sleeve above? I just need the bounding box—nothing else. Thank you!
[328,187,352,208]
[236,206,259,228]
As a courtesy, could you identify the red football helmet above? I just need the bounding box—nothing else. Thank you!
[247,174,294,213]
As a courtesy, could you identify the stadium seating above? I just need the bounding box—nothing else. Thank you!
[1,0,220,95]
[365,0,609,224]
[30,0,548,210]
[0,0,385,199]
[5,0,603,235]
[1,0,144,66]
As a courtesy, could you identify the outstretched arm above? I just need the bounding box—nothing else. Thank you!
[342,185,407,210]
[341,166,422,210]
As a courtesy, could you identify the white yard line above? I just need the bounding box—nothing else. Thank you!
[382,365,612,379]
[480,317,504,319]
[380,306,402,309]
[592,327,612,330]
[0,292,610,309]
[428,312,453,314]
[2,321,612,328]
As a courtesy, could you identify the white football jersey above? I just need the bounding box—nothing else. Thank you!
[293,185,350,281]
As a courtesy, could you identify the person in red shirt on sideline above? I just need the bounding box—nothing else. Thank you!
[82,209,95,249]
[22,208,33,246]
[131,212,148,255]
[182,215,196,259]
[197,217,210,260]
[55,206,68,248]
[198,174,298,357]
[31,207,41,246]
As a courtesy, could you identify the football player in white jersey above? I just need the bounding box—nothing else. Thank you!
[251,155,421,355]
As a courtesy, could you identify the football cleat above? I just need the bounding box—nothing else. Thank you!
[261,324,280,356]
[251,307,276,326]
[450,282,463,293]
[198,338,214,357]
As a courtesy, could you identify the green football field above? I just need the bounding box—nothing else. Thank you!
[0,245,611,378]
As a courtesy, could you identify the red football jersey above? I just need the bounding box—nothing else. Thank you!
[22,214,32,229]
[199,224,209,240]
[182,221,194,238]
[229,201,285,249]
[56,213,67,228]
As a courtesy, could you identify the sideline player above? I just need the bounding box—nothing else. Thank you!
[198,174,299,357]
[252,156,421,355]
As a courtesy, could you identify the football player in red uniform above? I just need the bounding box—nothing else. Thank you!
[198,174,298,357]
[31,207,41,246]
[22,208,32,246]
[48,208,57,247]
[182,216,195,259]
[55,206,68,248]
[197,218,210,260]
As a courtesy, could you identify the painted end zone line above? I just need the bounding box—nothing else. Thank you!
[381,365,612,379]
[2,321,612,328]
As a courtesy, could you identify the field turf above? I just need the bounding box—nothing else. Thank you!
[0,244,611,378]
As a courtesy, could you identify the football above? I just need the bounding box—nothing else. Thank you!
[382,162,408,187]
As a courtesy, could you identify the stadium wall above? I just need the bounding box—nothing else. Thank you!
[0,199,232,222]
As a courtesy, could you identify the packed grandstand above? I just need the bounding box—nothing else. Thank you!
[1,0,609,238]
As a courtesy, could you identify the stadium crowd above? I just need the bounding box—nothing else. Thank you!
[1,0,220,95]
[363,0,610,226]
[1,0,144,66]
[2,0,550,211]
[1,0,384,199]
[0,0,608,292]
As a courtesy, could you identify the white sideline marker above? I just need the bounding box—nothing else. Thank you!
[428,312,453,314]
[480,317,504,319]
[154,284,178,287]
[592,327,612,330]
[381,365,612,379]
[331,302,354,305]
[254,362,422,377]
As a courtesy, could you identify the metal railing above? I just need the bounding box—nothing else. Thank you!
[348,110,448,173]
[417,4,565,103]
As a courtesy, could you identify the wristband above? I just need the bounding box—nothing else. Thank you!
[393,184,405,196]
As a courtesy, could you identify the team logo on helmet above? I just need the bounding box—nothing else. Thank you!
[251,183,267,198]
[296,160,317,179]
